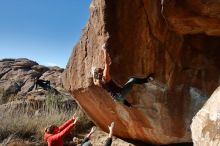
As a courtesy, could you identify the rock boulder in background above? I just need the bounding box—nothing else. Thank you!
[191,86,220,146]
[0,58,76,112]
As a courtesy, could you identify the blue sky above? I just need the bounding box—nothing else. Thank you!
[0,0,91,68]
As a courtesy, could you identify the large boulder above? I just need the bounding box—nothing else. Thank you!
[63,0,220,144]
[191,86,220,146]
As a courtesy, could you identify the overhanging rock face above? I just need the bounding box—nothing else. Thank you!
[63,0,220,144]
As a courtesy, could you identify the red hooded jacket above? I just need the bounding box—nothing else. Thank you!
[44,118,75,146]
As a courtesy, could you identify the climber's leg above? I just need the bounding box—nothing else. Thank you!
[120,74,154,98]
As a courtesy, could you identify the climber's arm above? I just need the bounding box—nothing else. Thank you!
[81,126,96,145]
[59,116,78,131]
[102,44,111,82]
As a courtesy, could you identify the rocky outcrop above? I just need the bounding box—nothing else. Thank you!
[63,0,220,145]
[191,86,220,146]
[0,58,75,112]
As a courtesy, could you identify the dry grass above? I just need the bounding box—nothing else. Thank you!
[0,94,92,145]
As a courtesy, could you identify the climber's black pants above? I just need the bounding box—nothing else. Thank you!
[119,76,150,100]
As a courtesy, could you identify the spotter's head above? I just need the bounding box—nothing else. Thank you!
[45,125,59,134]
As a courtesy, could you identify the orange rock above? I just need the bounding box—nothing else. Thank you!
[63,0,220,144]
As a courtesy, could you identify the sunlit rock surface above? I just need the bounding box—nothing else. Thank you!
[63,0,220,144]
[191,86,220,146]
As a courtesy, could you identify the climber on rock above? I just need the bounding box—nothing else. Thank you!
[92,43,154,107]
[35,77,51,90]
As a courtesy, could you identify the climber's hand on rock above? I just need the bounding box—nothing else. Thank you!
[101,43,106,50]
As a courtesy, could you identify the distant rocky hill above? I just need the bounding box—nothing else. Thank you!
[0,58,76,113]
